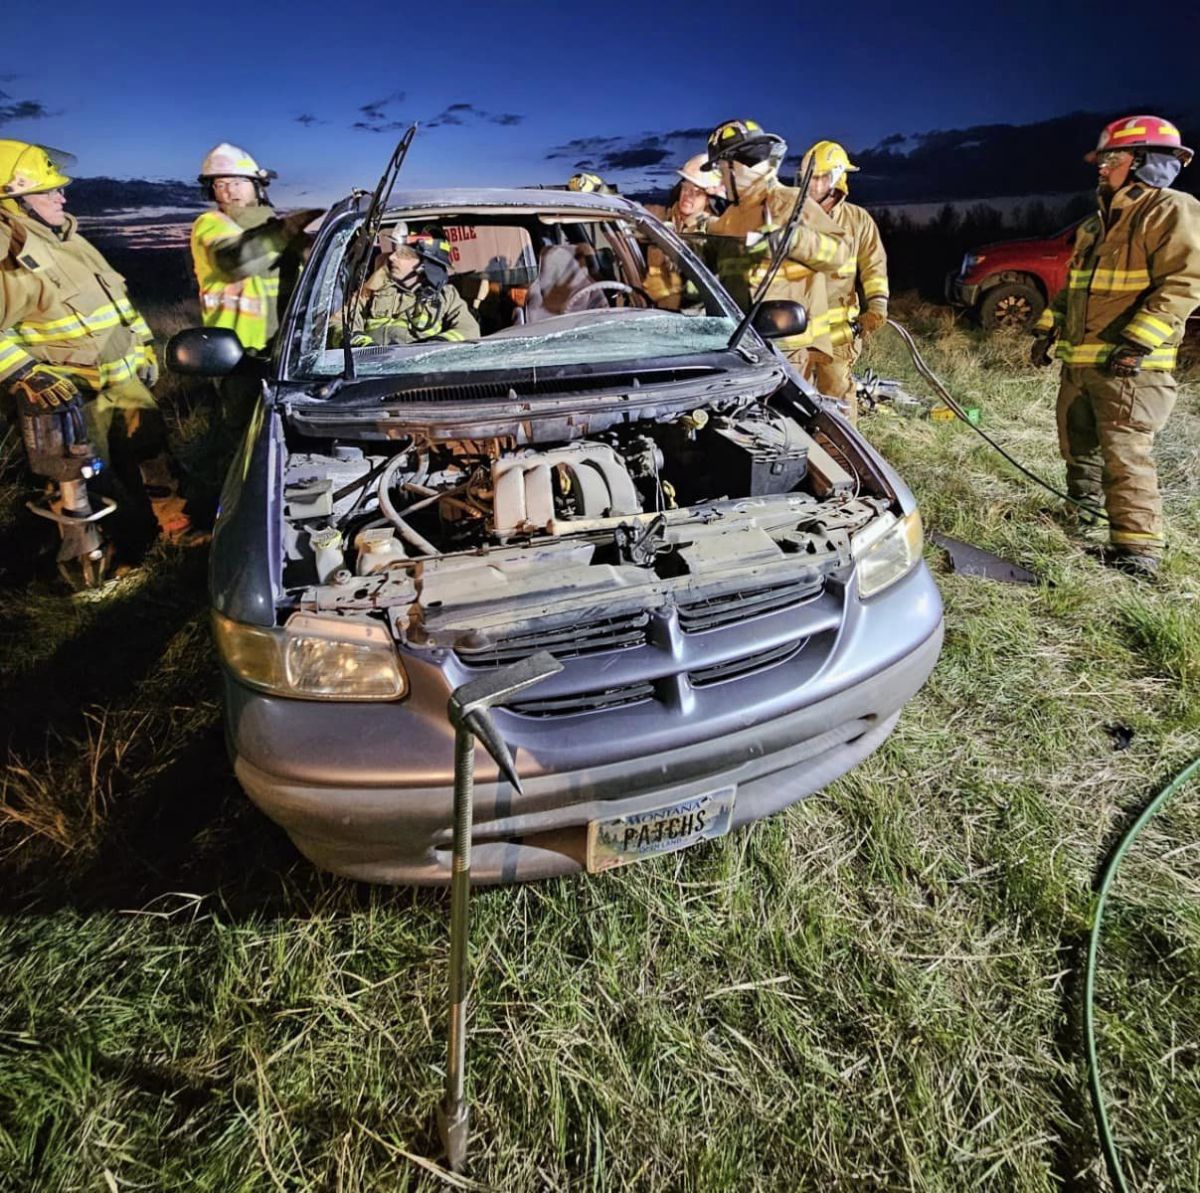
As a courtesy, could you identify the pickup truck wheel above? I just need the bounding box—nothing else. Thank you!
[978,281,1045,330]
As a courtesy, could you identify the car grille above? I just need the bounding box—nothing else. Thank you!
[454,611,650,666]
[508,636,808,718]
[676,577,823,633]
[688,639,806,687]
[509,680,656,718]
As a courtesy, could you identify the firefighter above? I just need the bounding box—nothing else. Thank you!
[1031,115,1200,577]
[350,231,479,346]
[702,119,848,373]
[0,139,195,553]
[190,144,321,435]
[643,155,725,309]
[800,141,889,423]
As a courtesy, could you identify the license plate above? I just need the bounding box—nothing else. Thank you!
[586,787,736,872]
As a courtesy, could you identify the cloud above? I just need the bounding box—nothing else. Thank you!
[352,119,409,134]
[0,99,53,123]
[358,90,406,121]
[545,127,710,177]
[425,102,525,130]
[294,113,323,127]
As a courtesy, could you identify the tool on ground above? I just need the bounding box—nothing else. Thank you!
[1084,753,1200,1193]
[929,532,1038,584]
[438,650,563,1173]
[17,393,115,589]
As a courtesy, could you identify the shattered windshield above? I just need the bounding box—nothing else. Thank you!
[292,210,739,381]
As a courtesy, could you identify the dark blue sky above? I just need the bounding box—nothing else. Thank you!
[9,0,1198,205]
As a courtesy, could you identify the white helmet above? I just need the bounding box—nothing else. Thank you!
[198,143,272,183]
[678,154,724,195]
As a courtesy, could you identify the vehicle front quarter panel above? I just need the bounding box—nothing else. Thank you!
[210,398,285,627]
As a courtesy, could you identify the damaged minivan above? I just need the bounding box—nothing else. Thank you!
[169,186,943,884]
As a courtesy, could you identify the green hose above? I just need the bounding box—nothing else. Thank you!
[1084,754,1200,1192]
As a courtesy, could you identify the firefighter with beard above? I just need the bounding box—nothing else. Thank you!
[703,119,849,373]
[1031,115,1200,577]
[0,139,196,556]
[190,144,322,437]
[643,155,725,310]
[351,229,480,346]
[800,141,889,423]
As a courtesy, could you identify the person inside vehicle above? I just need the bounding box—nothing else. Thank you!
[643,154,726,309]
[351,229,480,346]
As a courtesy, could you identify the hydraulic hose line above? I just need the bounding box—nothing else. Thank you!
[1083,754,1200,1193]
[885,319,1109,523]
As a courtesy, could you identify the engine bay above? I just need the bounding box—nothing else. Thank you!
[279,392,893,644]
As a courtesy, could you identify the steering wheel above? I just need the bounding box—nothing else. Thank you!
[563,280,656,313]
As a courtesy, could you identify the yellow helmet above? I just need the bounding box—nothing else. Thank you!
[0,140,72,212]
[567,171,614,194]
[801,140,859,194]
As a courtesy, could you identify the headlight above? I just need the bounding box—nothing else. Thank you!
[961,252,985,274]
[852,509,923,599]
[212,611,408,701]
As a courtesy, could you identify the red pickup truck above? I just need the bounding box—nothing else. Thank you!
[946,221,1080,329]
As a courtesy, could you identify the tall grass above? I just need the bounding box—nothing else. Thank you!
[0,297,1197,1190]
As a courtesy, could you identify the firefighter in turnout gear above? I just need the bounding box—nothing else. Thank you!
[702,120,849,372]
[190,144,322,435]
[350,231,480,346]
[1031,115,1200,576]
[0,139,195,555]
[800,141,889,423]
[643,155,725,310]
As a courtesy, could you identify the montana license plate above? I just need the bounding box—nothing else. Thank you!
[586,787,736,872]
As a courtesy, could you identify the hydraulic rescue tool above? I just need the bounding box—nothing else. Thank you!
[16,387,115,589]
[437,651,563,1174]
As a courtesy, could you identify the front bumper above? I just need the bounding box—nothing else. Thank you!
[945,273,981,309]
[228,563,944,884]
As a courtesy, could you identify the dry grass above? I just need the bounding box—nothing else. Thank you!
[0,296,1197,1190]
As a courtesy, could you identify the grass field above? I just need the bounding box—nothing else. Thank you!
[1,297,1197,1191]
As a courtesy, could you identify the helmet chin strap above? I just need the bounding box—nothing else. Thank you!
[18,196,65,236]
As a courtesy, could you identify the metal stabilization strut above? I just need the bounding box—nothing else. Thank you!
[437,650,563,1173]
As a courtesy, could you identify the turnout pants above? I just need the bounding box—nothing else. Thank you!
[82,378,189,543]
[805,339,859,424]
[1055,365,1177,556]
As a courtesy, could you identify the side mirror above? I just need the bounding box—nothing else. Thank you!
[752,300,808,340]
[166,327,246,377]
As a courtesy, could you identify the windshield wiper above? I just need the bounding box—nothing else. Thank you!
[339,124,417,382]
[725,153,816,356]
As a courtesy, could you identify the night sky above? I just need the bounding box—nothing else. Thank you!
[8,0,1199,206]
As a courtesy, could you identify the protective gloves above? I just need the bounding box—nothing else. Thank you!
[1108,344,1148,378]
[858,309,887,336]
[137,346,159,389]
[1030,335,1057,368]
[279,208,325,240]
[8,364,79,409]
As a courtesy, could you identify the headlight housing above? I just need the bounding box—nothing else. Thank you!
[961,252,985,275]
[852,509,923,599]
[212,611,408,701]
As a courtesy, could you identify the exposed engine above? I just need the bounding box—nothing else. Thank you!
[281,397,870,590]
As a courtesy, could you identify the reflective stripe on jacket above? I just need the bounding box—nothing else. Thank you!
[1035,183,1200,371]
[824,198,889,347]
[706,176,849,355]
[190,207,287,352]
[0,211,152,392]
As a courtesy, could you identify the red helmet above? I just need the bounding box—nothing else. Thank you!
[1085,115,1193,166]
